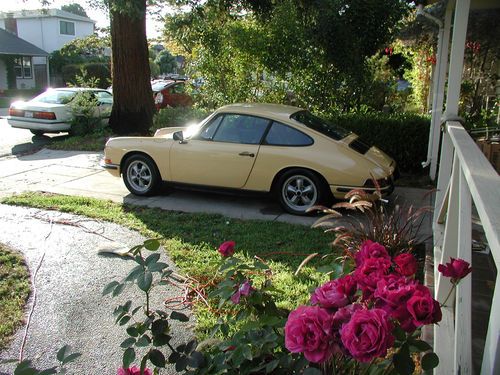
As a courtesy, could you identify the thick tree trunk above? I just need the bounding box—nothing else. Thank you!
[109,0,154,135]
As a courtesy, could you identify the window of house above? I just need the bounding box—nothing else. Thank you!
[13,57,32,79]
[60,20,75,35]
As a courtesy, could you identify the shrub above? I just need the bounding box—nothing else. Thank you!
[62,62,111,89]
[152,107,211,132]
[325,112,430,173]
[69,91,105,136]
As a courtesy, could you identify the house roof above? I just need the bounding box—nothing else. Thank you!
[0,9,95,24]
[0,28,48,56]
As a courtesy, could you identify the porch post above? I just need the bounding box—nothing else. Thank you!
[428,1,453,181]
[435,0,470,224]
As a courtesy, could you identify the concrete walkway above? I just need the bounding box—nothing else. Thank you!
[0,205,190,375]
[0,149,434,229]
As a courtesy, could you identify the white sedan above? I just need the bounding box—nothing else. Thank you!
[7,88,113,136]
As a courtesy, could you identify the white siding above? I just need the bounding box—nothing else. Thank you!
[14,17,94,53]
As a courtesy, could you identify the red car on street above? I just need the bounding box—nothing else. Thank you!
[152,80,193,109]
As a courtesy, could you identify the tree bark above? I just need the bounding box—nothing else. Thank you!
[109,0,154,135]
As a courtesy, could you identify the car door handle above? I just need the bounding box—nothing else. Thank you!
[238,151,255,157]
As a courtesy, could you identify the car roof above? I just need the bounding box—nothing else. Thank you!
[217,103,304,123]
[48,87,109,92]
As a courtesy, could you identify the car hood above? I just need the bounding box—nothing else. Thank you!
[154,126,187,137]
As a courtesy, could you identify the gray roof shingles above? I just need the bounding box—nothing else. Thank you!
[0,28,48,56]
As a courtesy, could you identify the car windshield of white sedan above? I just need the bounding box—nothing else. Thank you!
[31,90,77,104]
[291,110,351,141]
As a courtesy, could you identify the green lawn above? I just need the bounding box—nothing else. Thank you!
[0,243,30,349]
[1,192,335,337]
[46,132,110,152]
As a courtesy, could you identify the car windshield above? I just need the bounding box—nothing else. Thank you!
[290,110,351,140]
[31,89,78,104]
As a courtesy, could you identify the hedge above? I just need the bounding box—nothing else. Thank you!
[326,113,430,173]
[61,62,111,89]
[152,107,430,173]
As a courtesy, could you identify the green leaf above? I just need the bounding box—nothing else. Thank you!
[112,283,126,297]
[149,349,166,367]
[137,271,153,292]
[152,334,172,347]
[303,368,322,375]
[175,355,188,372]
[121,337,137,348]
[136,335,152,347]
[119,315,131,326]
[56,345,70,362]
[38,368,58,375]
[131,306,142,315]
[393,344,415,375]
[187,351,205,369]
[392,326,407,342]
[61,352,81,365]
[152,319,169,336]
[241,345,252,361]
[265,359,279,373]
[144,239,161,251]
[409,339,432,352]
[123,347,136,368]
[127,325,139,337]
[102,281,120,296]
[145,253,160,266]
[140,353,149,374]
[125,265,144,282]
[149,262,169,273]
[421,352,439,371]
[170,311,189,322]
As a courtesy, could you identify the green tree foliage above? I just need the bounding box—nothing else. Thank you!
[154,49,176,74]
[164,0,409,112]
[61,3,89,17]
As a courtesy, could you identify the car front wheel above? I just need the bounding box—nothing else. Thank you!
[122,155,160,196]
[277,169,324,215]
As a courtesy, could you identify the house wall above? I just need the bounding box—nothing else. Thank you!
[15,17,94,53]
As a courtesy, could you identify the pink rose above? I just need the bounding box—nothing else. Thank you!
[374,274,418,311]
[393,253,418,277]
[406,288,442,327]
[218,241,235,257]
[340,308,394,362]
[354,257,391,300]
[355,240,391,266]
[438,258,472,283]
[284,305,334,363]
[230,280,254,304]
[310,275,357,310]
[117,367,152,375]
[331,304,364,354]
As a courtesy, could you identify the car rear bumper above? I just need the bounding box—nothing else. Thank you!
[330,175,396,199]
[7,117,71,132]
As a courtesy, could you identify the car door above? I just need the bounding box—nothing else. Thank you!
[169,113,270,188]
[95,91,113,120]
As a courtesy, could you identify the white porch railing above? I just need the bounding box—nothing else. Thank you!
[433,121,500,375]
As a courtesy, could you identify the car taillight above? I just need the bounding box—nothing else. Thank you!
[9,108,24,117]
[34,111,56,120]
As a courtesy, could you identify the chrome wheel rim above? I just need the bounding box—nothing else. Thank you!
[281,175,317,212]
[127,160,152,193]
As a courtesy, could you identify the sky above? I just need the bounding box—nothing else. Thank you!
[6,0,169,39]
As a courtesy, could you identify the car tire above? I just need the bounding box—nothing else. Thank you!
[30,130,44,136]
[122,154,161,196]
[276,169,325,215]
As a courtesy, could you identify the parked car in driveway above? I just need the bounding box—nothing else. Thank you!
[152,80,193,110]
[101,103,397,215]
[7,87,113,136]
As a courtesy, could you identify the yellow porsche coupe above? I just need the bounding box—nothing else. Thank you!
[101,103,397,215]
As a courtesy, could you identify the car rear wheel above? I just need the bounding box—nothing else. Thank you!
[123,155,160,196]
[277,169,325,215]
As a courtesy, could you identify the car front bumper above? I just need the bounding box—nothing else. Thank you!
[7,117,71,132]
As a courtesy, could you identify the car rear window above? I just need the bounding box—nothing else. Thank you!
[31,90,77,104]
[290,110,351,141]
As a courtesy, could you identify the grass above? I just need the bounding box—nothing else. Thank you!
[1,192,336,337]
[46,132,111,152]
[0,243,30,349]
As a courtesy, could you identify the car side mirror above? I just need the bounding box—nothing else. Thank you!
[173,131,186,143]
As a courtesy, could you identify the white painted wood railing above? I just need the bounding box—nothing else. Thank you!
[433,121,500,375]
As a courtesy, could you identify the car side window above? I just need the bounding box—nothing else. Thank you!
[265,122,314,146]
[212,115,270,144]
[95,91,113,104]
[199,115,223,140]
